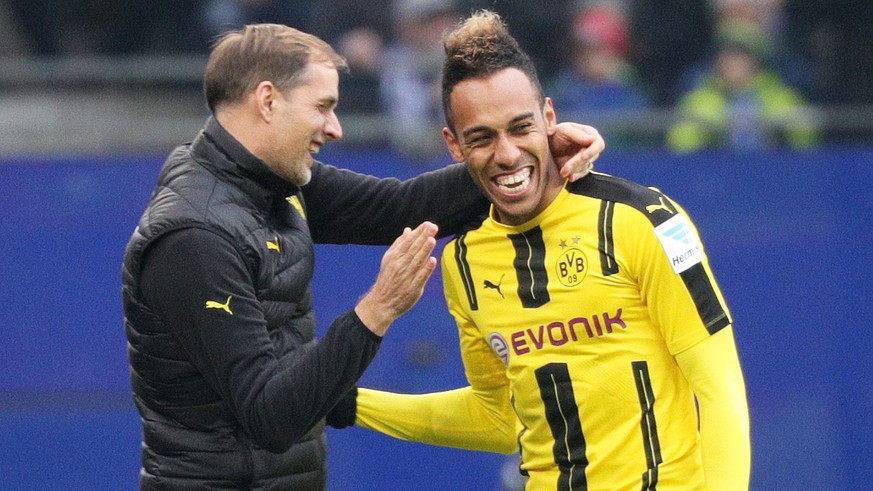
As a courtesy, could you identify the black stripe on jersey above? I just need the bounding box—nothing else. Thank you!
[567,173,675,227]
[632,361,662,490]
[454,234,478,311]
[535,363,588,491]
[569,173,731,331]
[508,227,551,308]
[680,263,730,334]
[598,200,619,276]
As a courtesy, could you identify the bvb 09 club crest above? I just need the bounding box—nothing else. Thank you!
[555,246,587,287]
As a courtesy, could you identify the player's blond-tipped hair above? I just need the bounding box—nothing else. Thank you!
[441,10,543,129]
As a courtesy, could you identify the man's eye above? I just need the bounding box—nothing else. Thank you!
[512,123,533,133]
[467,136,490,147]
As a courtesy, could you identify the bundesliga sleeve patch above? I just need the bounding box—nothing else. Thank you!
[654,214,703,274]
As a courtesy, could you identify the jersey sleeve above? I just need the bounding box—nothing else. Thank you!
[620,197,733,354]
[674,326,751,490]
[354,240,517,454]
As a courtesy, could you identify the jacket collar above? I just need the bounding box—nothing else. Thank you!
[193,116,300,207]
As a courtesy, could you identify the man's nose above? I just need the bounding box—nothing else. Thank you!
[493,134,521,165]
[324,110,343,141]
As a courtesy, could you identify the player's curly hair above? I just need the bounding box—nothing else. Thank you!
[441,10,544,129]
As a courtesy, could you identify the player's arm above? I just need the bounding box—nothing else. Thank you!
[355,381,516,454]
[675,326,750,490]
[354,334,516,454]
[353,247,518,453]
[355,315,516,454]
[628,196,750,489]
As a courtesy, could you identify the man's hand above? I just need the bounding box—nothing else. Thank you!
[550,123,606,181]
[355,221,439,336]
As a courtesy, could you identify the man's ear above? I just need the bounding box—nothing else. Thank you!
[254,81,278,122]
[442,127,465,163]
[543,97,557,136]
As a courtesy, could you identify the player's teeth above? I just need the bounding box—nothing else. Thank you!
[496,168,530,186]
[495,168,531,194]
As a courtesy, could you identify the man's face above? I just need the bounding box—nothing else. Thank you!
[265,62,342,186]
[443,68,561,226]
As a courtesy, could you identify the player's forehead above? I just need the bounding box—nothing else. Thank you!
[450,68,540,133]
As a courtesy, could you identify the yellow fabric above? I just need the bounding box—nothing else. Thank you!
[675,327,751,490]
[356,384,517,454]
[357,176,749,490]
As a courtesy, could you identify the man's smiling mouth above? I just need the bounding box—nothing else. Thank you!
[494,167,532,195]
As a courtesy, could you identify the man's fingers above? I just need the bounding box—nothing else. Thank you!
[552,123,604,181]
[561,156,594,181]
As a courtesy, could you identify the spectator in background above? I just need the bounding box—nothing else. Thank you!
[309,0,393,46]
[678,0,814,102]
[381,0,460,160]
[627,0,713,106]
[547,2,652,148]
[201,0,318,39]
[667,21,819,153]
[334,27,386,117]
[5,0,209,55]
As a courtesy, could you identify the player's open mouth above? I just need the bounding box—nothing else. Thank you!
[494,167,532,195]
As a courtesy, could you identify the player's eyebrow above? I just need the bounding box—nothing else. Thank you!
[461,112,535,140]
[508,112,535,126]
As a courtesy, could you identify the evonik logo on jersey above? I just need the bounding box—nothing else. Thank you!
[492,309,627,359]
[654,214,703,274]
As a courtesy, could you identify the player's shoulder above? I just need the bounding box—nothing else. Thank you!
[566,171,678,227]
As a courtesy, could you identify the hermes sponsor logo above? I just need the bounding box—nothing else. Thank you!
[655,214,703,274]
[507,309,625,357]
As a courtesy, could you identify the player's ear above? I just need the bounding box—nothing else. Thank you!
[543,97,557,136]
[442,127,465,163]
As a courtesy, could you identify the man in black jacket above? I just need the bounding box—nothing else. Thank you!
[121,23,604,490]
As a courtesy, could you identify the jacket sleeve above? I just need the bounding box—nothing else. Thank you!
[303,161,488,245]
[139,228,382,453]
[674,326,751,490]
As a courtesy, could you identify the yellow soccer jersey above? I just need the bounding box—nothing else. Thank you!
[442,172,732,490]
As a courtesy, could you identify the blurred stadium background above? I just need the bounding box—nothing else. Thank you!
[1,1,871,489]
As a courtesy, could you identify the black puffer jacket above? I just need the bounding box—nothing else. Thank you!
[121,117,487,489]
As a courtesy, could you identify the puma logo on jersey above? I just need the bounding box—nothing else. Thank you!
[645,196,673,215]
[266,237,281,252]
[205,296,233,315]
[483,274,505,299]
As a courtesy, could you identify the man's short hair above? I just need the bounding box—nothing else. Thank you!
[204,23,348,113]
[441,10,544,130]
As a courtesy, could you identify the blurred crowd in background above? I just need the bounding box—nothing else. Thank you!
[1,0,872,157]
